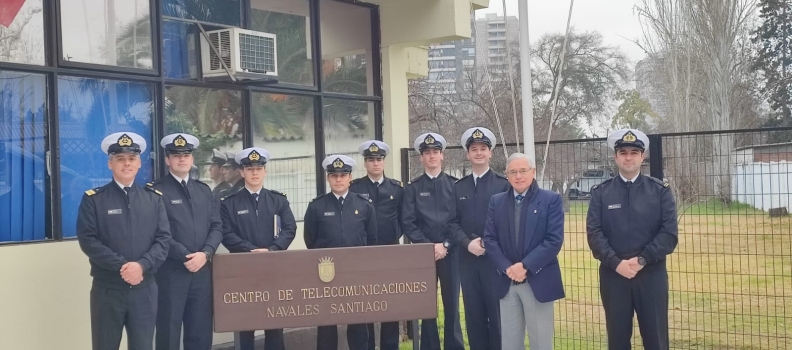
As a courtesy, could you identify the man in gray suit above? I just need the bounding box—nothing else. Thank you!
[482,153,565,350]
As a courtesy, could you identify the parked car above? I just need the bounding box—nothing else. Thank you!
[568,169,612,200]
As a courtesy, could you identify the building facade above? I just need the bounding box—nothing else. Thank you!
[0,0,488,348]
[474,13,518,73]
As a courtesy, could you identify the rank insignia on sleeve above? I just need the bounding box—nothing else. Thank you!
[85,189,96,196]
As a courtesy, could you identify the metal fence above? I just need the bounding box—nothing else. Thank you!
[401,127,792,349]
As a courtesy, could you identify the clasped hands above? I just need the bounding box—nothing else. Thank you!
[120,262,143,285]
[506,262,527,283]
[434,243,448,261]
[615,257,644,279]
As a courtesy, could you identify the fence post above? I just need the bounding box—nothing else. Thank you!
[648,134,664,180]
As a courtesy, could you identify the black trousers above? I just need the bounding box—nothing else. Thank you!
[155,262,213,350]
[420,247,464,350]
[366,322,400,350]
[459,251,501,350]
[90,281,158,350]
[600,263,669,350]
[238,329,284,350]
[317,324,368,350]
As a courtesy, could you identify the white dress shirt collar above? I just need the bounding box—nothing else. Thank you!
[620,173,640,183]
[170,172,188,184]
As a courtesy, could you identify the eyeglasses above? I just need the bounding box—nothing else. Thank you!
[506,169,533,177]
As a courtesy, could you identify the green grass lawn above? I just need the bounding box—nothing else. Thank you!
[398,199,792,349]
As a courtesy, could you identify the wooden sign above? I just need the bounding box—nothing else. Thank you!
[212,244,437,332]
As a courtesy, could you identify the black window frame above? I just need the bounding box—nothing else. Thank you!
[0,0,383,245]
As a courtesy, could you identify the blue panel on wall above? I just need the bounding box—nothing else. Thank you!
[163,20,198,79]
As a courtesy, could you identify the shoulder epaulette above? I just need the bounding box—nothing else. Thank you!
[409,176,422,185]
[355,192,373,203]
[309,194,326,203]
[146,182,154,187]
[350,178,360,185]
[591,177,614,191]
[221,187,244,201]
[144,186,162,196]
[388,178,403,187]
[268,189,287,197]
[85,187,103,196]
[648,176,669,188]
[455,174,472,184]
[447,174,458,181]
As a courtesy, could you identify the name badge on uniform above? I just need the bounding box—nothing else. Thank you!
[608,204,622,210]
[359,193,369,198]
[237,210,249,215]
[107,209,122,215]
[459,195,469,200]
[171,199,183,204]
[324,212,336,216]
[419,192,431,197]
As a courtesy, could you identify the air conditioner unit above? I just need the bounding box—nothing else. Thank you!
[200,28,278,80]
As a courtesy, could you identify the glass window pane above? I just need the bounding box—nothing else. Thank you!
[323,98,375,180]
[250,0,314,86]
[251,93,315,220]
[60,0,153,69]
[58,76,154,238]
[320,1,373,95]
[162,0,240,27]
[0,0,45,65]
[162,20,199,79]
[0,71,47,242]
[164,86,243,193]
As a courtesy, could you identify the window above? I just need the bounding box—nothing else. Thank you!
[251,0,313,86]
[323,99,375,181]
[58,77,154,238]
[60,0,153,69]
[320,1,373,95]
[0,0,45,65]
[251,93,315,220]
[0,71,47,242]
[162,20,199,79]
[164,86,243,192]
[161,0,241,27]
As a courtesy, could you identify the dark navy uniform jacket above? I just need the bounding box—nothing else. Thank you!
[148,175,223,262]
[350,176,404,245]
[586,175,678,270]
[77,182,171,289]
[220,187,297,252]
[401,173,459,245]
[304,192,377,249]
[450,170,510,248]
[215,179,244,200]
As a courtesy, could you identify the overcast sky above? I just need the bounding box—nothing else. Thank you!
[477,0,647,65]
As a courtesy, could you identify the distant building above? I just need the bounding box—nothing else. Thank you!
[474,13,519,74]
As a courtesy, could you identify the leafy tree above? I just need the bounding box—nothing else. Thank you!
[753,0,792,121]
[611,90,658,131]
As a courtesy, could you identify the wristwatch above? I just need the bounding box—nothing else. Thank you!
[479,239,485,248]
[442,240,450,249]
[637,256,646,266]
[203,250,213,263]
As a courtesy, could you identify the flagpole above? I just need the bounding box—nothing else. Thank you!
[518,0,535,165]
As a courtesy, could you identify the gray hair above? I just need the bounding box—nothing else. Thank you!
[506,152,535,169]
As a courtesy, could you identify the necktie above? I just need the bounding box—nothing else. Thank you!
[338,196,344,207]
[123,187,131,208]
[123,186,131,194]
[252,193,259,201]
[475,177,480,187]
[375,181,380,187]
[516,194,524,204]
[181,180,191,199]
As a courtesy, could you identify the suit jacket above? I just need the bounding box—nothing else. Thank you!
[483,184,565,302]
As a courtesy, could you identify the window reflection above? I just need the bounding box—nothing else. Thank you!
[250,0,314,86]
[251,93,315,220]
[164,86,243,192]
[0,71,47,242]
[60,0,153,69]
[58,76,154,238]
[320,1,373,95]
[162,0,241,27]
[323,99,375,180]
[0,0,44,65]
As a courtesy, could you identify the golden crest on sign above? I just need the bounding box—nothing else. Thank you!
[333,159,344,168]
[622,131,637,142]
[249,150,261,161]
[472,129,483,139]
[174,135,187,147]
[118,134,133,147]
[318,256,335,283]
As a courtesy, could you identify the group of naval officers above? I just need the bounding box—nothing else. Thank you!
[76,126,678,350]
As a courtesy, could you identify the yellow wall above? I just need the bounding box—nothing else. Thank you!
[0,1,482,349]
